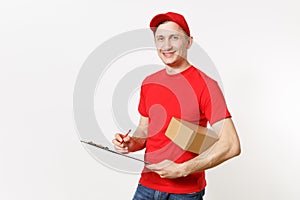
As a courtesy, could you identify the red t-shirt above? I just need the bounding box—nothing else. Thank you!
[138,66,231,194]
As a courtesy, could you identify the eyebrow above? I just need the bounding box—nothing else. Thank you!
[155,34,181,38]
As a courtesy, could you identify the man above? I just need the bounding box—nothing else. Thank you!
[112,12,241,200]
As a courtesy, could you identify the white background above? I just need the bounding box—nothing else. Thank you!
[1,0,300,199]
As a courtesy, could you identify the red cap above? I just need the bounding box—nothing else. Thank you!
[150,12,190,36]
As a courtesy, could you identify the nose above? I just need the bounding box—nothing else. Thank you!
[161,39,172,51]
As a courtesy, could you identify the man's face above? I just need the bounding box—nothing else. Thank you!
[154,21,192,67]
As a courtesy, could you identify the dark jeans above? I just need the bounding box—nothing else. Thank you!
[132,184,205,200]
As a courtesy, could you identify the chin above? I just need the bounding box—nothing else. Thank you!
[164,57,182,65]
[163,61,177,67]
[162,58,177,65]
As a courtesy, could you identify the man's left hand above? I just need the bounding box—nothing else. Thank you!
[146,160,187,179]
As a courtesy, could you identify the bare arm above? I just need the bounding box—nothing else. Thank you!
[112,116,148,153]
[147,118,241,178]
[181,118,241,175]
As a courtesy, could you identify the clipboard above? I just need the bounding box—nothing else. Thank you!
[81,140,150,165]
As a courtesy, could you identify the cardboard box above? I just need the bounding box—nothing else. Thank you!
[165,117,219,154]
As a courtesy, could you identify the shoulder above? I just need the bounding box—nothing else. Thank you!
[142,68,165,85]
[190,66,218,85]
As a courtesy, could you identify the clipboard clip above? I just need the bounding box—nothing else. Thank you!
[80,140,150,165]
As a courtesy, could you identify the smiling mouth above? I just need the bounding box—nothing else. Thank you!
[162,51,176,58]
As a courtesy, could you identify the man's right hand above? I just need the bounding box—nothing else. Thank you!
[112,116,148,154]
[112,133,132,154]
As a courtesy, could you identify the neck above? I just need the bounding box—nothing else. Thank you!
[165,62,191,75]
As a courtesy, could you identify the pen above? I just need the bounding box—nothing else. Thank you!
[120,129,131,144]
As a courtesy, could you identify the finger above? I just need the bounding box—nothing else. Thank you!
[122,135,131,143]
[146,164,162,171]
[156,170,166,178]
[112,138,122,146]
[112,139,128,150]
[113,142,128,151]
[114,133,124,143]
[114,143,128,150]
[114,146,129,154]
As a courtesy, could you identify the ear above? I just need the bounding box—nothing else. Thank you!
[187,36,193,49]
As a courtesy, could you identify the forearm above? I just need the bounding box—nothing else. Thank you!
[182,140,239,175]
[128,125,147,152]
[113,116,148,154]
[181,118,241,175]
[128,136,146,152]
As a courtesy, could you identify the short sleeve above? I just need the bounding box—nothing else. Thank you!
[200,77,231,125]
[138,84,148,117]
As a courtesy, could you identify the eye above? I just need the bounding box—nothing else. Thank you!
[156,36,164,42]
[171,35,179,41]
